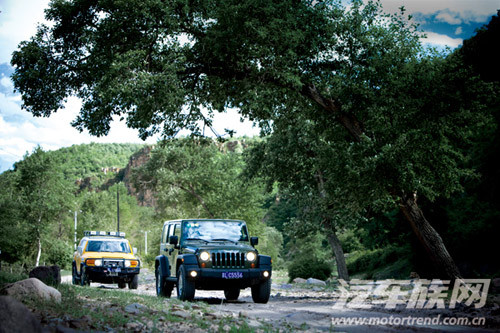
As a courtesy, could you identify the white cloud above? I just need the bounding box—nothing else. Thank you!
[436,11,463,25]
[421,31,463,49]
[0,76,13,90]
[379,0,498,19]
[455,26,463,35]
[0,0,50,63]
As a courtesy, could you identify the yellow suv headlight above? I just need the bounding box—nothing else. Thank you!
[125,260,139,268]
[199,251,210,261]
[86,258,102,266]
[246,252,256,262]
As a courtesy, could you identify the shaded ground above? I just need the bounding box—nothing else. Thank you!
[63,269,500,332]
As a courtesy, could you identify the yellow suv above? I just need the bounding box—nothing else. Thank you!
[72,231,140,289]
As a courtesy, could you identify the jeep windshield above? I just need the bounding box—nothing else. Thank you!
[182,220,249,243]
[86,240,130,253]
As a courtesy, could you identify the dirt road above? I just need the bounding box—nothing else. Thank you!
[64,269,499,332]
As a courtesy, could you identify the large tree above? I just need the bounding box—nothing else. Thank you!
[13,147,71,266]
[11,0,495,277]
[133,138,265,234]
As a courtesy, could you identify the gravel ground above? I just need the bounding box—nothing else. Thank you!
[63,269,500,332]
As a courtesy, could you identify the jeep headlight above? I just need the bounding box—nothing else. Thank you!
[95,259,102,266]
[246,252,256,262]
[199,251,210,261]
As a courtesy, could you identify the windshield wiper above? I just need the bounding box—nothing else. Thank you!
[211,238,238,245]
[185,238,209,244]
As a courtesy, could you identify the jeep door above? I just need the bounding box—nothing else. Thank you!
[159,223,169,257]
[166,222,181,275]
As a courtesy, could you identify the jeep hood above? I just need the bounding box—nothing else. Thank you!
[183,243,255,253]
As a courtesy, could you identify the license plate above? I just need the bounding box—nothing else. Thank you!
[108,268,121,276]
[222,272,243,279]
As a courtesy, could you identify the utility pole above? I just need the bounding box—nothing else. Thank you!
[69,210,82,250]
[117,187,120,233]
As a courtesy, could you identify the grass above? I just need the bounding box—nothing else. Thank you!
[60,269,71,277]
[271,269,289,284]
[21,283,283,332]
[0,270,28,287]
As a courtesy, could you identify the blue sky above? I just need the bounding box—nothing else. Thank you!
[0,0,499,172]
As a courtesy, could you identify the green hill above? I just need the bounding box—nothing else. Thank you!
[48,143,145,181]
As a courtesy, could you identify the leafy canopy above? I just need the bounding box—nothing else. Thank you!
[12,0,418,137]
[12,0,494,205]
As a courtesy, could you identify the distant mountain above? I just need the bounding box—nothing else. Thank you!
[48,143,145,181]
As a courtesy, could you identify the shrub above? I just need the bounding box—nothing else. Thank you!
[346,245,412,278]
[288,256,333,281]
[42,239,73,270]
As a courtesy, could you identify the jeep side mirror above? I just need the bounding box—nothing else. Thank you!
[250,237,259,246]
[133,247,137,255]
[169,235,178,246]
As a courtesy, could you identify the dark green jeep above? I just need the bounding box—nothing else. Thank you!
[154,219,272,303]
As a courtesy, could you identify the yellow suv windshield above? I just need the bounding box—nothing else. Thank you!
[86,240,130,253]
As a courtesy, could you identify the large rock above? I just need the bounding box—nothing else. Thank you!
[306,278,326,286]
[1,278,61,303]
[29,265,61,286]
[0,296,42,333]
[292,278,307,284]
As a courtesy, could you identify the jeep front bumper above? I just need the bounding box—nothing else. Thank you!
[182,267,271,290]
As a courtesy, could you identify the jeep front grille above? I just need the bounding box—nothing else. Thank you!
[211,252,245,268]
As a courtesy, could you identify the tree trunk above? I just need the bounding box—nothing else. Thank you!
[399,193,461,279]
[326,230,349,281]
[314,170,350,281]
[35,236,42,267]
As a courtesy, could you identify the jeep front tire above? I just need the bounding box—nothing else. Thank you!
[156,267,173,297]
[177,265,195,301]
[251,278,271,304]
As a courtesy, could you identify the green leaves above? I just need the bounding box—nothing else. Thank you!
[134,138,266,234]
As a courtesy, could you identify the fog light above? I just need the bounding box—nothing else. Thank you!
[190,271,198,278]
[263,271,269,278]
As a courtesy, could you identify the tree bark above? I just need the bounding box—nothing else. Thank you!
[315,170,350,280]
[399,193,462,279]
[326,229,349,281]
[35,236,42,267]
[303,83,462,279]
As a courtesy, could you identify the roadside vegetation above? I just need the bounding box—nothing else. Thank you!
[1,1,500,299]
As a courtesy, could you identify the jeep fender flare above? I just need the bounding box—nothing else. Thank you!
[155,255,170,278]
[258,255,272,269]
[176,254,198,275]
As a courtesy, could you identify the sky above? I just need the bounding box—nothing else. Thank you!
[0,0,499,172]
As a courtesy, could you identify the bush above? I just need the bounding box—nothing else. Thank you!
[141,252,157,269]
[258,226,284,269]
[346,245,413,279]
[0,270,28,287]
[288,256,333,281]
[42,239,73,270]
